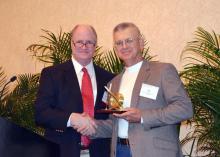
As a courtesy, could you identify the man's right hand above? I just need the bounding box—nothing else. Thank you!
[70,113,97,136]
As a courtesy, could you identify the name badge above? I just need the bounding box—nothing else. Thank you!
[139,83,159,100]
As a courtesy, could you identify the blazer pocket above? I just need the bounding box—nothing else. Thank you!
[153,137,178,151]
[138,96,156,109]
[139,95,156,102]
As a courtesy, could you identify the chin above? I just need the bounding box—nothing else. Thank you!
[79,54,92,58]
[121,55,132,60]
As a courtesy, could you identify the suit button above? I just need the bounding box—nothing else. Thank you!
[55,129,64,133]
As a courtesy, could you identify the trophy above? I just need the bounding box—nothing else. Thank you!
[105,86,124,110]
[96,86,125,114]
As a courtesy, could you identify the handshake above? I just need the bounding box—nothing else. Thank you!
[69,107,142,136]
[69,112,97,136]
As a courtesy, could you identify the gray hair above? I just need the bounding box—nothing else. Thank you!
[113,22,141,36]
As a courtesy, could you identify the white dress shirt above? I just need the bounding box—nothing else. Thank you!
[67,56,97,127]
[118,61,143,138]
[71,56,97,103]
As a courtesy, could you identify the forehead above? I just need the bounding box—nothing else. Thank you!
[72,26,96,41]
[113,27,139,41]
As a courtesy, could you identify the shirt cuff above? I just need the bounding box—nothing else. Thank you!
[141,117,144,123]
[67,116,71,127]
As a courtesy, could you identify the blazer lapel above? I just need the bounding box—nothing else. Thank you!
[94,65,105,109]
[63,60,83,112]
[130,60,150,108]
[111,71,124,93]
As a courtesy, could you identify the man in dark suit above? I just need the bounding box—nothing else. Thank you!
[82,22,193,157]
[35,24,114,157]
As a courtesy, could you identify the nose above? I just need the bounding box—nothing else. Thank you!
[81,43,88,49]
[122,41,129,48]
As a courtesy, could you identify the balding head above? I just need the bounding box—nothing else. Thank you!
[71,24,97,42]
[70,24,97,66]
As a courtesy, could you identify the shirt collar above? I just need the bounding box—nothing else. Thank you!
[125,61,143,73]
[71,56,94,76]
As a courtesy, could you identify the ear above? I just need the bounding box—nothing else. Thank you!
[139,36,145,50]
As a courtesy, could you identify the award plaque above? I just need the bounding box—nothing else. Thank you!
[96,86,126,114]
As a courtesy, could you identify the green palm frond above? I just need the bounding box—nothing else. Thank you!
[94,49,123,74]
[181,27,220,156]
[181,27,220,67]
[142,41,154,61]
[27,29,72,65]
[0,66,8,100]
[0,66,8,116]
[5,73,44,134]
[0,67,6,89]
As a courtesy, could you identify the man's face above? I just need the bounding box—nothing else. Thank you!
[71,26,97,66]
[113,27,143,66]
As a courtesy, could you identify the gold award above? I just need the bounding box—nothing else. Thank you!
[104,86,124,110]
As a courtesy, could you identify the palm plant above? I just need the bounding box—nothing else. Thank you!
[180,27,220,156]
[0,66,9,116]
[0,67,6,100]
[1,73,43,134]
[6,74,43,134]
[27,29,72,65]
[0,67,43,134]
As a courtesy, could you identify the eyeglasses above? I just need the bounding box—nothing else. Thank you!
[114,37,139,48]
[72,40,96,48]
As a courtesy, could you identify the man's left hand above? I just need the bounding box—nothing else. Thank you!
[113,107,141,123]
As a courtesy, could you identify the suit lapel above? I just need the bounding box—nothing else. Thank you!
[130,60,150,108]
[111,71,124,93]
[94,65,102,108]
[92,65,109,110]
[63,60,83,112]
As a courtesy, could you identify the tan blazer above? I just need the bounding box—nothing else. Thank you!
[95,60,193,157]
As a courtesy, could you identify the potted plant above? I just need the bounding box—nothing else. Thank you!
[180,27,220,156]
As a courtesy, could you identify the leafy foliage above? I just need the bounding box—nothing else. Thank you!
[1,73,43,134]
[27,29,72,65]
[0,66,9,116]
[7,74,42,132]
[180,27,220,156]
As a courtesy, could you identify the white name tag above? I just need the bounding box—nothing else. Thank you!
[139,84,159,100]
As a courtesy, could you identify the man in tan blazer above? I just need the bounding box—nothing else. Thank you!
[80,22,193,157]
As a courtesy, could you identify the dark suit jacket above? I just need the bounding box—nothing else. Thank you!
[35,60,114,157]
